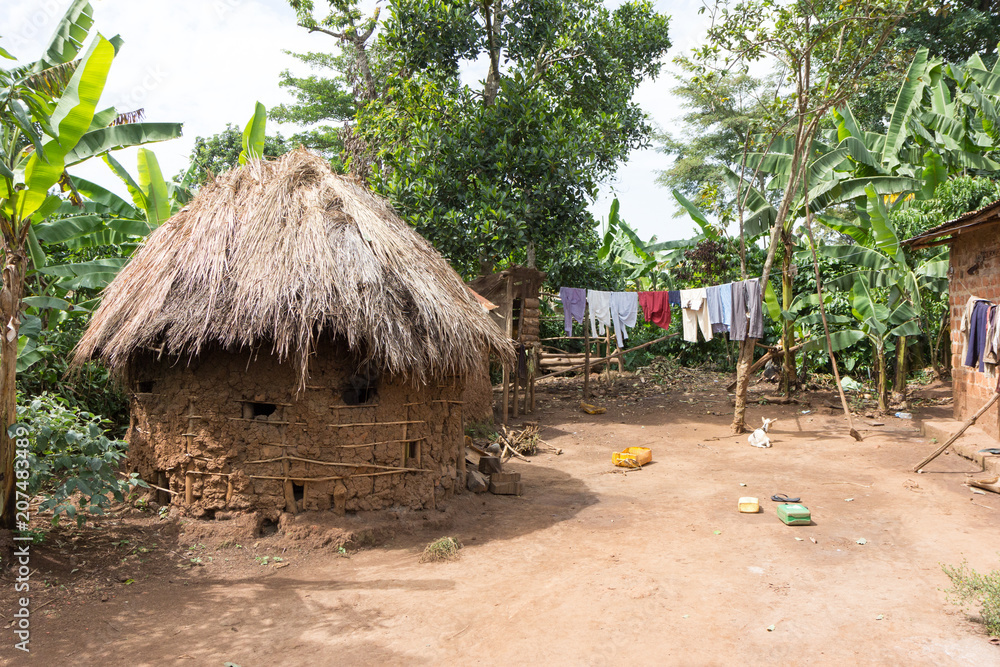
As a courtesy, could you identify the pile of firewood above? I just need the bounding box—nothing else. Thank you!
[464,425,561,496]
[492,424,562,461]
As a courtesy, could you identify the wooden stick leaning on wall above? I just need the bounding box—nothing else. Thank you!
[912,392,1000,472]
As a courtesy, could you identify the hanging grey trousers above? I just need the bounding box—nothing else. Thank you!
[730,278,763,340]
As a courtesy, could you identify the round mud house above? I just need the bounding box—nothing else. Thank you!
[74,150,513,520]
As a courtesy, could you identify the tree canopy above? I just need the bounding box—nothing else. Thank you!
[282,0,671,281]
[182,123,294,185]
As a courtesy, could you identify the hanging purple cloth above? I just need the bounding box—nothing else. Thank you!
[667,290,681,308]
[559,287,587,336]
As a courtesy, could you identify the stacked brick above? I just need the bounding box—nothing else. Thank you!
[948,224,1000,438]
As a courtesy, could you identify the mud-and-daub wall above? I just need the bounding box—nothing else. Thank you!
[127,344,466,519]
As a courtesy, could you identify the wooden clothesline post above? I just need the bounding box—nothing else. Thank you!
[502,273,513,423]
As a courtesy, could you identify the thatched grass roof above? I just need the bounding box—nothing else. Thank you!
[74,149,513,386]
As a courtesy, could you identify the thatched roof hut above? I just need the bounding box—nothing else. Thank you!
[73,150,514,518]
[74,149,512,386]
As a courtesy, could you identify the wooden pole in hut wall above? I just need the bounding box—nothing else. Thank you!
[280,421,297,514]
[184,398,195,506]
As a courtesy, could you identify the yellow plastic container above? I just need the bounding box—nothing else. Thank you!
[738,497,760,513]
[612,447,652,468]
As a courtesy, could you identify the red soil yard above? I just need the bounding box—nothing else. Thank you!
[4,373,1000,666]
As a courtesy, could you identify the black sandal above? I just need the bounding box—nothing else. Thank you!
[771,494,800,503]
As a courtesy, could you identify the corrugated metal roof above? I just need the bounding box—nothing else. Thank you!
[904,197,1000,248]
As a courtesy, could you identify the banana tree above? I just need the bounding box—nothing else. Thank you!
[0,4,182,530]
[26,148,188,320]
[598,197,716,290]
[23,104,262,353]
[813,184,947,408]
[716,144,919,395]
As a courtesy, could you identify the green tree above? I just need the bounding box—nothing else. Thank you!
[814,186,948,410]
[182,123,293,185]
[655,57,790,206]
[851,0,1000,131]
[0,1,181,531]
[288,0,672,279]
[694,0,923,433]
[269,50,356,166]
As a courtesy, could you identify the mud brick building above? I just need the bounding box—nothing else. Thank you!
[906,199,1000,438]
[74,150,512,519]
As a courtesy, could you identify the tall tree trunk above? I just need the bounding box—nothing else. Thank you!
[731,338,755,431]
[930,311,948,381]
[892,335,908,404]
[781,229,796,397]
[0,248,26,530]
[730,118,815,434]
[482,1,502,107]
[876,345,888,413]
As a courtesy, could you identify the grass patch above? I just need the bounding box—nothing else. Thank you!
[942,559,1000,636]
[420,536,462,563]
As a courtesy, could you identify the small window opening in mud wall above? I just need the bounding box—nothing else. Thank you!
[136,380,155,393]
[342,369,379,405]
[404,440,420,466]
[242,401,277,420]
[292,482,304,503]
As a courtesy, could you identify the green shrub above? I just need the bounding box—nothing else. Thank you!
[13,393,146,527]
[16,321,129,436]
[942,559,1000,636]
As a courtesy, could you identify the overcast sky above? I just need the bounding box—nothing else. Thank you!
[3,0,712,241]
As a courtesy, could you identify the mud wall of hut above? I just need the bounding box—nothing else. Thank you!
[126,344,466,519]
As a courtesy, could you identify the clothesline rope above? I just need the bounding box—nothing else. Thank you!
[557,280,766,345]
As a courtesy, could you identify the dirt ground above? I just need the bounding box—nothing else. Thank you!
[4,368,1000,666]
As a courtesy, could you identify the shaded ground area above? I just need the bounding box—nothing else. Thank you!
[3,369,1000,665]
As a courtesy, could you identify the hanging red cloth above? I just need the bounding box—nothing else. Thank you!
[638,291,672,331]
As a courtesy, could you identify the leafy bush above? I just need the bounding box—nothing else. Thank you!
[16,318,129,437]
[942,559,1000,636]
[13,393,146,526]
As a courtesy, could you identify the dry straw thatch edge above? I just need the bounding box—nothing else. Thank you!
[73,149,514,386]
